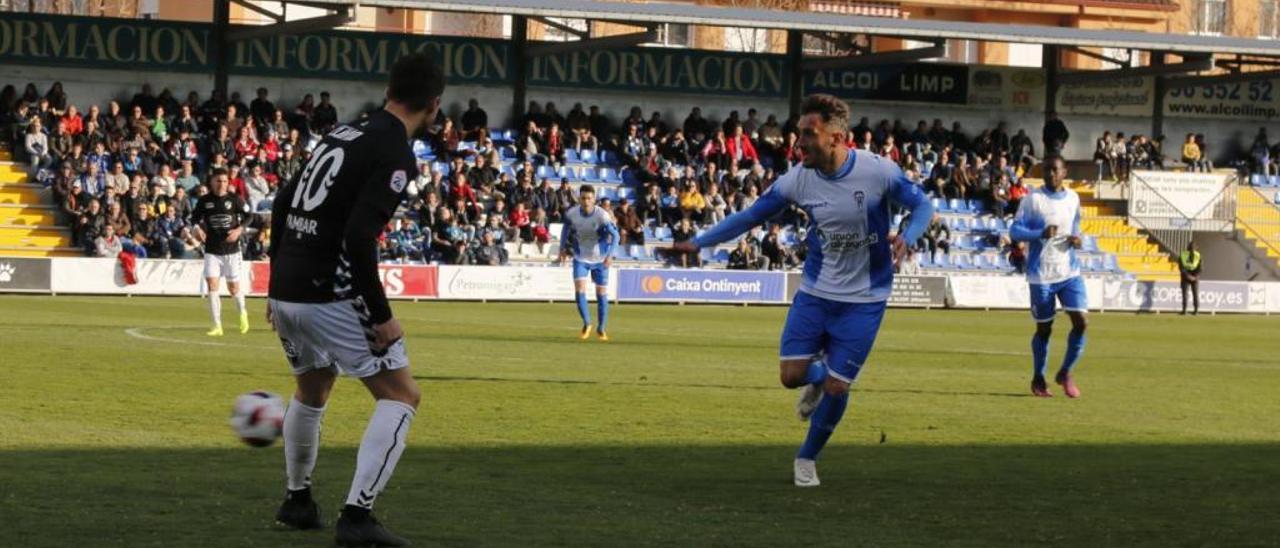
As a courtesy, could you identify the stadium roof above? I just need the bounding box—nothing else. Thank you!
[298,0,1280,57]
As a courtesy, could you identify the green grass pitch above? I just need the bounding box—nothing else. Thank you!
[0,295,1277,547]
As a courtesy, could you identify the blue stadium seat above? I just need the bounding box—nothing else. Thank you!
[1273,191,1280,204]
[1268,176,1280,187]
[564,149,581,164]
[537,165,556,179]
[630,245,650,260]
[950,217,970,232]
[967,199,983,212]
[601,187,619,202]
[579,149,597,164]
[989,216,1008,232]
[1083,236,1100,253]
[931,197,947,212]
[643,226,655,241]
[600,151,617,165]
[713,249,730,263]
[948,199,963,212]
[953,253,975,270]
[499,146,517,161]
[995,254,1012,271]
[933,253,952,269]
[972,254,992,270]
[618,187,636,201]
[1251,174,1266,186]
[1104,254,1120,272]
[601,168,622,184]
[654,227,673,241]
[580,168,602,183]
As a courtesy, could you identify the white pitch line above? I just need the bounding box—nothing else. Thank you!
[124,326,274,349]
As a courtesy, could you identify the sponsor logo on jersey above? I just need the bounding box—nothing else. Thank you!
[816,229,879,253]
[286,214,319,236]
[390,170,407,193]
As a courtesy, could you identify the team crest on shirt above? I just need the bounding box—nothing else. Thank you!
[854,191,865,208]
[390,170,407,193]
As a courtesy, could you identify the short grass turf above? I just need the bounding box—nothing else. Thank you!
[0,295,1277,547]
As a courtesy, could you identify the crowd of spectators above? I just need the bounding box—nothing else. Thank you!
[1,81,341,259]
[9,78,1252,272]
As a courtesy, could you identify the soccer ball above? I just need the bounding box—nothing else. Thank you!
[229,391,286,447]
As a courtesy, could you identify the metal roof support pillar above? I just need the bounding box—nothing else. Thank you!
[786,30,803,120]
[213,0,231,100]
[511,15,528,129]
[1043,44,1060,154]
[1152,52,1167,141]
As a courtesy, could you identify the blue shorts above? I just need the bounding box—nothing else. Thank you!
[780,291,887,384]
[1029,277,1088,323]
[572,260,608,286]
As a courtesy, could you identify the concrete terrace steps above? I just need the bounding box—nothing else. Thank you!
[1235,187,1280,265]
[0,204,59,226]
[1070,182,1178,281]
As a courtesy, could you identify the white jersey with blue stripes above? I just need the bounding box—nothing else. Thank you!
[694,149,933,303]
[1010,186,1082,285]
[561,205,618,264]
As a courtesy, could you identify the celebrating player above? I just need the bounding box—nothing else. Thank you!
[192,167,250,336]
[266,53,444,547]
[557,184,619,341]
[668,94,934,487]
[1008,155,1088,398]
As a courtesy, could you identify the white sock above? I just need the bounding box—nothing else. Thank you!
[209,293,221,327]
[284,397,326,491]
[234,291,246,314]
[345,400,416,509]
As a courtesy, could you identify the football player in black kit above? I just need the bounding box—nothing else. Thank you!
[266,53,444,547]
[191,167,250,336]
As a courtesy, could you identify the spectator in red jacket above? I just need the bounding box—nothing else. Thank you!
[725,123,759,170]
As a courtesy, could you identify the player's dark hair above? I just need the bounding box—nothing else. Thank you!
[579,184,595,196]
[1043,154,1066,168]
[387,53,446,113]
[210,167,229,179]
[800,94,851,131]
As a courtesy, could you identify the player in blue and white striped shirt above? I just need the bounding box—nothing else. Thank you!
[670,95,934,487]
[1008,155,1088,399]
[558,184,620,341]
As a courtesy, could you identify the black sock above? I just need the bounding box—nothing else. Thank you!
[341,504,371,523]
[286,487,312,502]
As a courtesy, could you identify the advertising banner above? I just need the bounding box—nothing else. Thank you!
[1057,76,1153,117]
[529,47,786,97]
[947,275,1030,309]
[50,257,241,295]
[1099,279,1249,312]
[247,262,437,299]
[1129,170,1234,231]
[1165,80,1280,121]
[618,268,786,303]
[967,67,1044,112]
[0,257,52,292]
[804,63,969,105]
[888,275,949,307]
[437,265,609,301]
